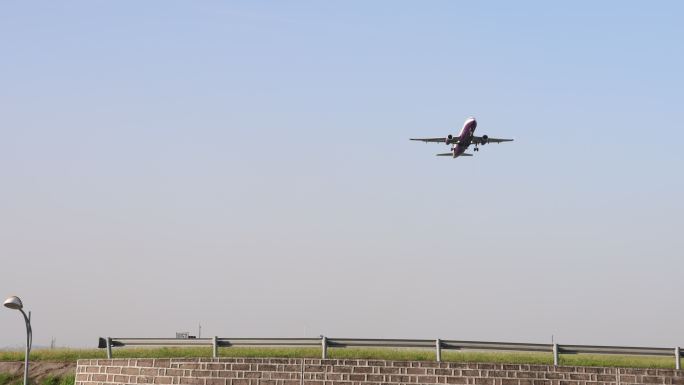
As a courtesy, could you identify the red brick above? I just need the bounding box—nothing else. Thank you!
[141,369,159,376]
[192,371,212,377]
[123,368,142,375]
[257,364,277,372]
[379,367,400,374]
[241,358,264,364]
[641,376,665,384]
[367,360,386,366]
[657,370,676,377]
[446,377,468,384]
[353,366,372,374]
[474,378,495,385]
[206,379,226,385]
[269,373,290,380]
[180,377,204,385]
[417,375,438,383]
[488,371,508,377]
[569,374,592,381]
[542,373,563,380]
[154,360,172,368]
[622,369,646,375]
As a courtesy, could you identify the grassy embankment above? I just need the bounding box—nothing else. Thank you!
[0,347,677,369]
[0,373,74,385]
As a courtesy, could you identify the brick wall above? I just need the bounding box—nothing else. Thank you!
[75,358,684,385]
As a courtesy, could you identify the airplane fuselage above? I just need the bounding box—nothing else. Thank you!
[452,117,477,157]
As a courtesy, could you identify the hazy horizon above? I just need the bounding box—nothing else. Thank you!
[1,1,683,349]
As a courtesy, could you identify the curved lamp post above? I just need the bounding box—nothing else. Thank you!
[4,296,32,385]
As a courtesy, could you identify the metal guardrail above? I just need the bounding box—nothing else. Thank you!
[98,337,683,369]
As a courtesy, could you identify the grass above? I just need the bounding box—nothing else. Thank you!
[0,373,74,385]
[0,347,677,369]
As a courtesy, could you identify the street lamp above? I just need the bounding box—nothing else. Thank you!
[4,296,32,385]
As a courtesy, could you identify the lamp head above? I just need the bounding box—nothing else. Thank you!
[3,296,23,310]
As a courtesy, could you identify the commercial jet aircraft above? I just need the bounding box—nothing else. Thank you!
[410,117,513,158]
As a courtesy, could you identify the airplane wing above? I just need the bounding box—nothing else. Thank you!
[410,137,456,144]
[472,136,514,144]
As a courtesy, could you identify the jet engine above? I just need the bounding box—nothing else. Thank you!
[446,134,453,144]
[481,135,489,145]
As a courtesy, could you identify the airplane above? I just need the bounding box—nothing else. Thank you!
[410,117,513,158]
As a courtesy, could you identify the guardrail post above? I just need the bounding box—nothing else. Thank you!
[553,343,559,367]
[321,336,328,359]
[435,339,442,362]
[676,347,681,370]
[213,336,218,358]
[106,337,112,359]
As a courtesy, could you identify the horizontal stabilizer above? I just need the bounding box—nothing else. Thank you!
[436,152,473,157]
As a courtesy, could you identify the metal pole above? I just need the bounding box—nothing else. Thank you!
[106,337,112,359]
[20,310,31,385]
[213,336,218,358]
[321,336,328,359]
[553,343,559,367]
[435,339,442,362]
[676,347,681,370]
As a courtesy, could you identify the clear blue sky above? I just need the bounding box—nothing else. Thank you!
[1,1,683,348]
